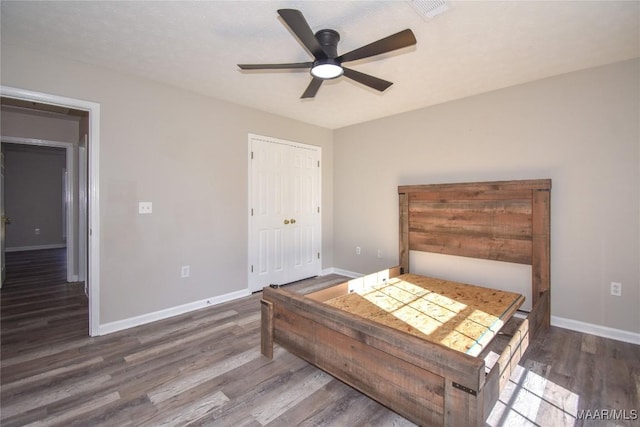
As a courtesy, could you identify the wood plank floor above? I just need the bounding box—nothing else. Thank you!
[3,248,68,289]
[1,249,639,426]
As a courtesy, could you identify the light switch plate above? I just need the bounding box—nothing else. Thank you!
[181,265,190,278]
[139,202,152,214]
[610,282,622,296]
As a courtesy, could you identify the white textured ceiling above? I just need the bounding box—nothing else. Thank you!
[1,1,638,129]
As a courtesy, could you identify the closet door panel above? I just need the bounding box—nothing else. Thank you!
[249,135,321,291]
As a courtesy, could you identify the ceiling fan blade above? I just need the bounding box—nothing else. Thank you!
[278,9,328,60]
[342,67,393,92]
[337,29,416,63]
[238,62,313,70]
[301,77,323,98]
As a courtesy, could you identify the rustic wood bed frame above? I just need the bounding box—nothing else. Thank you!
[261,179,551,426]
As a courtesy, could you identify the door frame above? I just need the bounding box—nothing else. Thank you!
[1,152,5,286]
[1,136,77,283]
[247,133,322,292]
[78,145,87,284]
[1,85,101,337]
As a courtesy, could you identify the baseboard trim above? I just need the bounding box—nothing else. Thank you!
[320,267,362,278]
[6,244,67,252]
[551,315,640,345]
[98,288,252,336]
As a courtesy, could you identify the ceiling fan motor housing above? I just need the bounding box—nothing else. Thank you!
[311,29,343,79]
[315,29,340,58]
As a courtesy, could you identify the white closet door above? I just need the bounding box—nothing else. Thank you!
[249,135,321,292]
[288,146,320,282]
[251,138,289,288]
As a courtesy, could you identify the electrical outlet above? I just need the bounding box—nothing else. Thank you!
[34,228,40,235]
[181,265,190,278]
[138,202,152,214]
[355,246,361,255]
[610,282,622,296]
[377,249,383,258]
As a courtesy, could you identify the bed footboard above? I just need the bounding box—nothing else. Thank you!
[262,285,491,426]
[260,283,548,426]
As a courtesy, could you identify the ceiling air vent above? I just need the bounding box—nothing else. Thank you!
[408,0,449,19]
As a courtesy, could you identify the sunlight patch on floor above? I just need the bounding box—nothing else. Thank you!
[487,363,579,426]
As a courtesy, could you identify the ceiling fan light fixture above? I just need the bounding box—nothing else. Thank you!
[311,59,343,79]
[238,9,417,98]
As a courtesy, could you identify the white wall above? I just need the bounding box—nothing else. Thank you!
[1,44,333,324]
[334,59,639,335]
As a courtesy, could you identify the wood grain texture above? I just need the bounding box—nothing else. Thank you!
[404,186,536,265]
[2,248,67,289]
[260,299,273,359]
[323,274,524,356]
[398,179,551,266]
[409,232,532,264]
[2,249,638,426]
[399,192,409,273]
[398,179,552,194]
[267,288,447,425]
[264,284,485,390]
[531,188,551,309]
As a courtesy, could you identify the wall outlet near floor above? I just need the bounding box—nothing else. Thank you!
[355,246,361,255]
[138,202,153,214]
[610,282,622,296]
[34,228,40,235]
[181,265,190,278]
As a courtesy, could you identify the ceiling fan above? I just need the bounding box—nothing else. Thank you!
[238,9,417,99]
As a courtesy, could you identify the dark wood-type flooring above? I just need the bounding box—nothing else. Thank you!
[1,249,639,426]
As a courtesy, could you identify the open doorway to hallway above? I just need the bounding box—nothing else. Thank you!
[1,98,88,283]
[0,86,101,337]
[0,96,90,334]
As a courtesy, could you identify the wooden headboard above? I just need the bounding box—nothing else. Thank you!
[398,179,551,306]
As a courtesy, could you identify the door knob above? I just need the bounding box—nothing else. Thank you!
[283,219,290,225]
[290,219,296,224]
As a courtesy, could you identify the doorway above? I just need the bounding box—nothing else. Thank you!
[248,134,322,292]
[0,86,101,336]
[1,140,76,283]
